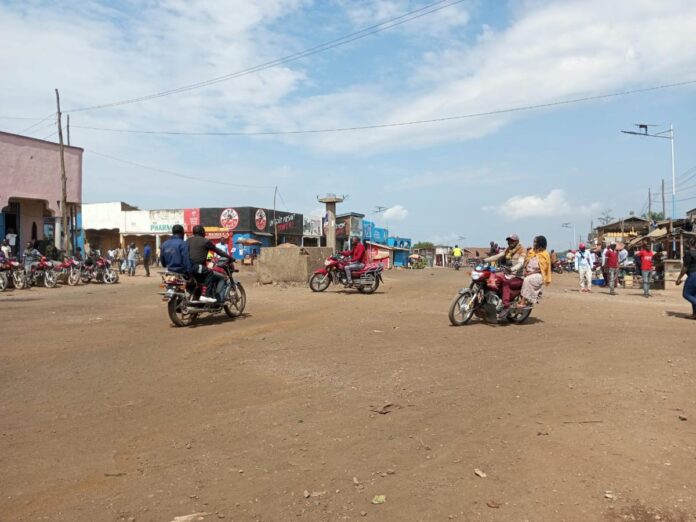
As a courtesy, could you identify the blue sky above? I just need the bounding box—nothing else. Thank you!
[2,0,696,249]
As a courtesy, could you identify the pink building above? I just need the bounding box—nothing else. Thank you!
[0,131,83,255]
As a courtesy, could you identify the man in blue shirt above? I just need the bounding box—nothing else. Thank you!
[160,225,192,275]
[143,242,152,277]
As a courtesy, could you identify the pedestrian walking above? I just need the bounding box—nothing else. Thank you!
[675,238,696,319]
[603,242,620,295]
[117,245,126,274]
[574,243,594,292]
[127,243,139,276]
[636,240,655,297]
[143,242,152,277]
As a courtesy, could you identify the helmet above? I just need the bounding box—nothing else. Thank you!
[192,225,206,237]
[579,242,586,249]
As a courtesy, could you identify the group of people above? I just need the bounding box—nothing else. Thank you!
[103,243,154,277]
[160,224,231,303]
[485,233,553,319]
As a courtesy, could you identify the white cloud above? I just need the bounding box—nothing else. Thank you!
[484,189,600,220]
[383,204,408,221]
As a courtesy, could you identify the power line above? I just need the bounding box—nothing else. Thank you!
[276,188,290,211]
[86,149,275,189]
[17,112,56,134]
[71,78,696,137]
[66,0,466,113]
[0,115,51,121]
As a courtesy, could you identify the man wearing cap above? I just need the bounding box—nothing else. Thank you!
[603,242,620,295]
[485,234,526,317]
[574,243,594,292]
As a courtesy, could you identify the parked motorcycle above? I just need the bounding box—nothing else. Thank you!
[26,256,58,288]
[309,254,384,294]
[3,259,27,289]
[160,258,246,327]
[55,257,82,286]
[81,255,118,284]
[448,264,538,326]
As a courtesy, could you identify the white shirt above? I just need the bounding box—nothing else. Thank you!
[6,233,17,246]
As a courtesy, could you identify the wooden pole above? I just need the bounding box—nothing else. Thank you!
[273,186,278,246]
[55,89,70,255]
[648,187,652,221]
[67,114,70,146]
[661,179,666,218]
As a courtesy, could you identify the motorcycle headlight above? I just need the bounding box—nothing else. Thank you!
[324,259,331,266]
[471,272,480,280]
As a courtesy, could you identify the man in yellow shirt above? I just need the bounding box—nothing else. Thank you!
[452,245,464,269]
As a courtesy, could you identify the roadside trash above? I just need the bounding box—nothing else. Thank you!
[371,495,386,504]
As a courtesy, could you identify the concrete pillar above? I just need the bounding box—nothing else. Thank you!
[318,194,344,254]
[54,220,62,250]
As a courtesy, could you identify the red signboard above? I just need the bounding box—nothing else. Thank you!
[184,208,200,234]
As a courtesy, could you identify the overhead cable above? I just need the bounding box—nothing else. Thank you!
[86,149,275,189]
[66,0,466,112]
[71,79,696,137]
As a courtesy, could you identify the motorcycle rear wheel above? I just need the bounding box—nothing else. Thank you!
[168,296,195,327]
[0,272,7,292]
[11,270,25,289]
[68,268,81,286]
[102,269,118,284]
[507,298,532,324]
[44,271,57,288]
[357,273,379,294]
[224,282,247,318]
[309,273,331,292]
[449,289,476,326]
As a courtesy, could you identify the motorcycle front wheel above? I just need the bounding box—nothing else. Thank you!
[449,289,476,326]
[44,271,57,288]
[0,272,7,292]
[224,282,247,318]
[168,296,195,327]
[68,268,81,286]
[309,273,331,292]
[12,270,26,289]
[357,273,379,294]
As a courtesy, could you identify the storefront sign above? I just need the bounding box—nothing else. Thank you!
[184,208,201,234]
[150,209,184,233]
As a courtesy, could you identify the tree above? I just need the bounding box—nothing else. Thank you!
[413,241,435,249]
[597,209,615,226]
[641,211,665,221]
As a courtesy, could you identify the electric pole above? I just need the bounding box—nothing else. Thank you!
[67,114,70,146]
[648,187,652,220]
[661,179,666,218]
[55,89,70,255]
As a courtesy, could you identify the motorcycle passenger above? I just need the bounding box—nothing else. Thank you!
[519,235,552,307]
[160,224,192,276]
[485,234,526,317]
[341,236,366,286]
[187,225,231,303]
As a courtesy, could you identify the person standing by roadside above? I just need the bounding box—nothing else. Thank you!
[636,240,655,298]
[675,238,696,319]
[116,245,126,274]
[5,229,17,256]
[127,243,139,276]
[143,242,152,277]
[1,239,11,259]
[603,243,620,295]
[574,243,594,293]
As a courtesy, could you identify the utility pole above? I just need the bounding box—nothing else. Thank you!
[55,89,70,255]
[661,179,666,217]
[273,186,278,246]
[67,114,70,146]
[648,187,652,220]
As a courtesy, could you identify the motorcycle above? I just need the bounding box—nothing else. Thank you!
[1,258,27,289]
[81,254,118,284]
[453,257,463,271]
[309,254,384,294]
[26,256,58,288]
[54,257,83,286]
[160,258,246,327]
[552,260,564,274]
[448,263,538,326]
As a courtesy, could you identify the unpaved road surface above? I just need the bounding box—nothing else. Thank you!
[1,269,695,521]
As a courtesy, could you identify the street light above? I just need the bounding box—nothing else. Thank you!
[561,222,576,249]
[621,123,677,219]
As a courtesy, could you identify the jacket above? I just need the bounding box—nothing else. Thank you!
[160,235,192,274]
[343,242,366,264]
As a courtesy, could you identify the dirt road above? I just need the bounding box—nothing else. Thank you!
[1,269,694,521]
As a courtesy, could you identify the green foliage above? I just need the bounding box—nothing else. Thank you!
[413,241,435,249]
[641,211,665,221]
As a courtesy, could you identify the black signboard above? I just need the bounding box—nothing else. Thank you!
[199,207,303,235]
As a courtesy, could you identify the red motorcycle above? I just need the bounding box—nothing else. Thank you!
[0,258,27,290]
[55,257,83,286]
[309,254,384,294]
[81,254,118,284]
[448,263,537,325]
[26,256,58,288]
[159,257,246,327]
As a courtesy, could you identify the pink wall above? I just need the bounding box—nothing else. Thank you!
[0,132,83,216]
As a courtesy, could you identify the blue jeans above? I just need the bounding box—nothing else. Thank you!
[345,262,364,283]
[683,274,696,315]
[128,259,136,274]
[641,270,652,295]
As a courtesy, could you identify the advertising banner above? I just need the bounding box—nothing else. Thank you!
[184,208,201,234]
[149,209,184,233]
[303,216,322,237]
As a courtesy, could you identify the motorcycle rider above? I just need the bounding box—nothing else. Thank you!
[485,234,526,318]
[452,244,464,267]
[341,236,366,286]
[160,224,192,276]
[187,225,231,303]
